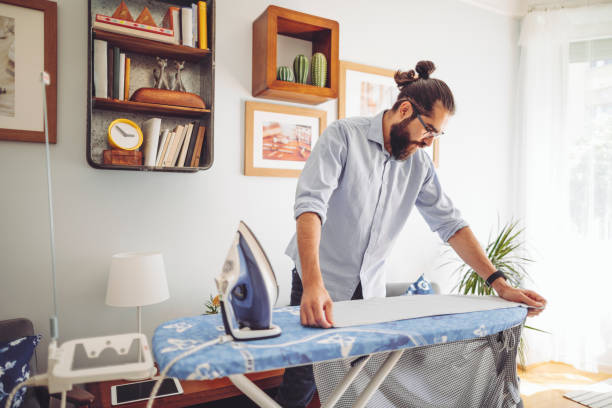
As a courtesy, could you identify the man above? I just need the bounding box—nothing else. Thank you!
[274,61,546,408]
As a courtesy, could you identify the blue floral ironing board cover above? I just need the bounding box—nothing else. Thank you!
[152,305,526,380]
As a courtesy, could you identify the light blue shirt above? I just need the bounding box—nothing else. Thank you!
[285,111,468,301]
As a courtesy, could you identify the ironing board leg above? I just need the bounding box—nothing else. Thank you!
[352,349,404,408]
[228,374,282,408]
[321,355,372,408]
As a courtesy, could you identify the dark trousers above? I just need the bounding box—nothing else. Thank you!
[274,269,363,408]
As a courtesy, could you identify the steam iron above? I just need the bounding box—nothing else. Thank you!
[216,221,281,340]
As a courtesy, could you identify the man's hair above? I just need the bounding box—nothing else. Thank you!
[391,61,455,115]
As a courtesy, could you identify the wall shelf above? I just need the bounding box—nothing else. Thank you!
[252,5,339,105]
[93,98,211,117]
[93,29,211,62]
[87,0,215,172]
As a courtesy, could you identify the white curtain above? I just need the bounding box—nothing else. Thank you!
[515,4,612,372]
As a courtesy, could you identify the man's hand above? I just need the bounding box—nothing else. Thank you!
[493,280,547,318]
[300,283,334,328]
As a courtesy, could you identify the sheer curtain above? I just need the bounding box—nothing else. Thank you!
[515,3,612,372]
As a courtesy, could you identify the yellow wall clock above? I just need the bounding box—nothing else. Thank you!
[108,118,143,150]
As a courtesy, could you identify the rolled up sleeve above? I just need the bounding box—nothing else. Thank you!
[294,122,347,225]
[415,160,468,242]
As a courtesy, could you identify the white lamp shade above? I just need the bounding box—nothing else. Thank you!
[106,252,170,307]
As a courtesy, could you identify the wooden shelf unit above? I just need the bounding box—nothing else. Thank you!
[252,5,339,105]
[87,0,215,172]
[93,97,211,117]
[93,29,211,62]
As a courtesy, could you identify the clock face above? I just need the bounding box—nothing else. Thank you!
[108,119,143,150]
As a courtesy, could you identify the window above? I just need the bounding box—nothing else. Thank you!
[567,38,612,240]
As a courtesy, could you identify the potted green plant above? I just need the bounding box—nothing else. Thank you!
[445,219,547,369]
[204,294,220,315]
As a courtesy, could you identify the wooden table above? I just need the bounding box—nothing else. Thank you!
[85,369,284,408]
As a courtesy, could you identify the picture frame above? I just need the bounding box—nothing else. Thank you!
[0,0,57,143]
[339,60,439,167]
[245,101,326,178]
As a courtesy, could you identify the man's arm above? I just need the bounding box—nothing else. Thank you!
[297,212,334,328]
[447,226,546,317]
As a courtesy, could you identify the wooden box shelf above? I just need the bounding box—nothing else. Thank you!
[252,5,339,105]
[93,29,211,62]
[87,0,215,173]
[93,98,211,118]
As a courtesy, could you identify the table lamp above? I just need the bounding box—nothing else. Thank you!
[105,252,169,364]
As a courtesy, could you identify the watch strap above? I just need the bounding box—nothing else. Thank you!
[485,270,507,287]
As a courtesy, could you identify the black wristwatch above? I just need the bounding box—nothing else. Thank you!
[485,270,507,288]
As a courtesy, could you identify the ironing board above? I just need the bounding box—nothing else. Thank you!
[153,305,526,407]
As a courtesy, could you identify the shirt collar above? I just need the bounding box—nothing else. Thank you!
[367,110,388,150]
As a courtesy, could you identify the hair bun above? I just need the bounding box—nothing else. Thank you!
[415,60,435,80]
[394,69,418,89]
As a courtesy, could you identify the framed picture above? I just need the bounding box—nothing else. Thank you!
[245,101,327,177]
[339,60,439,167]
[0,0,56,143]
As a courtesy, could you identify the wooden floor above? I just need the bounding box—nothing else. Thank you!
[520,361,612,408]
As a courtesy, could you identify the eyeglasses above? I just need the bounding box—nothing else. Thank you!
[416,112,444,140]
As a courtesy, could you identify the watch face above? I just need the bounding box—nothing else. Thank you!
[109,119,142,150]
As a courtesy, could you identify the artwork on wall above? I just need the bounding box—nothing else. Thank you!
[338,60,398,120]
[0,0,56,143]
[339,60,439,167]
[245,101,326,177]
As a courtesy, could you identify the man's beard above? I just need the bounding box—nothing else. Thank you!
[389,115,426,160]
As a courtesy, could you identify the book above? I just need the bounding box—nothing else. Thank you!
[93,39,107,98]
[112,47,120,99]
[163,125,183,167]
[198,1,207,50]
[118,53,126,101]
[159,131,174,167]
[181,8,193,47]
[177,122,194,167]
[124,57,131,100]
[107,45,114,98]
[155,129,170,166]
[93,14,177,45]
[161,130,177,167]
[170,124,188,165]
[192,3,198,48]
[142,118,162,167]
[184,121,200,166]
[162,7,181,45]
[190,126,206,167]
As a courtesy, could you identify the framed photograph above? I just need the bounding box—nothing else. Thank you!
[0,0,56,143]
[339,60,439,167]
[245,101,327,177]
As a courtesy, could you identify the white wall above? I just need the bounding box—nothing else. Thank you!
[0,0,519,368]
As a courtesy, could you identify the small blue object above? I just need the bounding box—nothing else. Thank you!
[0,335,41,408]
[404,274,435,295]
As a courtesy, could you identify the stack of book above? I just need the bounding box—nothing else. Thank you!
[93,40,131,100]
[141,118,206,168]
[92,1,209,49]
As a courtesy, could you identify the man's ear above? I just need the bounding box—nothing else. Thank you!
[399,100,413,119]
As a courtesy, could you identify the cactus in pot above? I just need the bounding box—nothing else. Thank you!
[293,54,309,84]
[311,52,327,87]
[277,66,295,82]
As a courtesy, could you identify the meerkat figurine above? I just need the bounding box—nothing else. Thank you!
[153,57,170,89]
[173,60,186,92]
